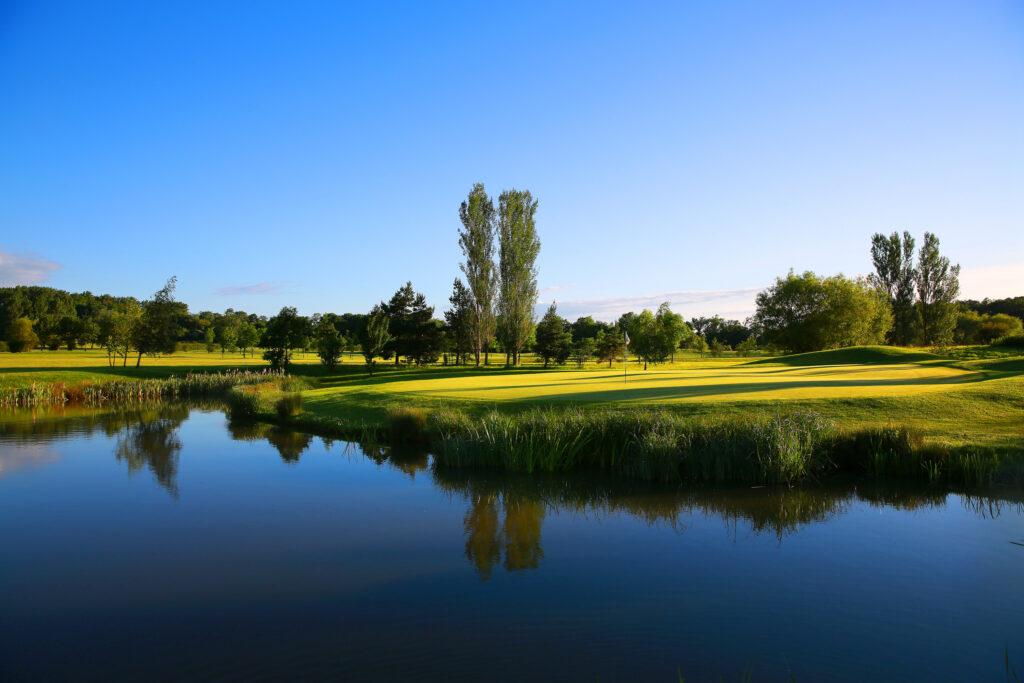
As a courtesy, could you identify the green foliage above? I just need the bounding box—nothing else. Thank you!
[736,335,758,357]
[994,334,1024,349]
[359,311,391,375]
[572,337,595,367]
[534,302,572,367]
[916,232,960,347]
[689,334,709,358]
[955,310,1023,345]
[458,183,498,366]
[708,339,729,357]
[387,406,429,446]
[203,326,216,352]
[130,277,184,365]
[497,188,541,365]
[688,316,750,348]
[429,408,836,484]
[315,322,344,369]
[753,270,892,353]
[594,329,621,366]
[444,279,474,365]
[6,317,39,352]
[261,306,307,370]
[870,231,918,345]
[380,281,441,365]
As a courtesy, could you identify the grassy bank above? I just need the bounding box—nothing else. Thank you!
[0,369,291,408]
[3,345,1023,485]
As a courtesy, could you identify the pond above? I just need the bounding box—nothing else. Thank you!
[1,405,1021,681]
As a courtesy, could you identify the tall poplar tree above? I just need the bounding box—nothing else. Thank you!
[915,232,960,347]
[497,188,540,366]
[458,183,498,366]
[869,231,917,345]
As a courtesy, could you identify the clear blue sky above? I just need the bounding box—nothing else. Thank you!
[2,1,1022,321]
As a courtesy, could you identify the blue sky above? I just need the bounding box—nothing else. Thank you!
[2,1,1022,321]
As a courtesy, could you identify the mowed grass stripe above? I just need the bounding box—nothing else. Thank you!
[320,362,978,403]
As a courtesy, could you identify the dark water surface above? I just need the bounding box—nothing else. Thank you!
[1,406,1021,681]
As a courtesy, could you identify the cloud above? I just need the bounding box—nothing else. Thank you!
[215,282,283,296]
[539,283,578,296]
[959,262,1024,301]
[0,248,61,285]
[543,287,764,322]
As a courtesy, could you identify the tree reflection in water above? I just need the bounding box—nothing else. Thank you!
[114,406,189,498]
[461,494,546,579]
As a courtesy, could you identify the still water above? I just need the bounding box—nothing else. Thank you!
[1,405,1021,681]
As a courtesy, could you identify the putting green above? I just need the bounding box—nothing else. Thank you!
[312,360,980,404]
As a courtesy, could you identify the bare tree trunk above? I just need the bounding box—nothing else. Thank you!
[136,351,143,368]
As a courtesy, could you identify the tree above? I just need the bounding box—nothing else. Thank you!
[653,303,690,362]
[915,232,960,347]
[690,334,709,358]
[381,282,439,365]
[572,337,595,367]
[571,316,607,342]
[736,335,759,357]
[626,309,657,370]
[216,316,240,356]
[57,316,82,350]
[203,327,216,352]
[954,310,1022,345]
[708,339,729,357]
[237,321,259,358]
[79,317,99,349]
[315,321,344,369]
[131,277,182,367]
[359,310,391,376]
[6,317,39,352]
[595,329,621,367]
[458,183,498,366]
[689,316,751,348]
[262,307,306,370]
[444,279,474,365]
[497,189,541,366]
[97,305,138,366]
[534,302,572,367]
[752,271,891,353]
[870,231,918,345]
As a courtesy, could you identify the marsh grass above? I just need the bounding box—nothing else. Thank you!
[0,369,287,408]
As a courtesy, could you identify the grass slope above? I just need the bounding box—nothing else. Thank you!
[3,345,1024,454]
[750,345,944,366]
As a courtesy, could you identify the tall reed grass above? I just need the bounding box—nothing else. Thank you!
[0,370,287,408]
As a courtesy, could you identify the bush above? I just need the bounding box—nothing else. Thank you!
[275,392,302,418]
[994,334,1024,348]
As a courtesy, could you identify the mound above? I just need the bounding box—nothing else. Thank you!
[749,345,944,367]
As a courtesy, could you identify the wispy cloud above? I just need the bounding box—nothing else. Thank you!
[539,283,578,296]
[544,287,763,322]
[216,282,283,296]
[959,261,1024,300]
[0,248,61,285]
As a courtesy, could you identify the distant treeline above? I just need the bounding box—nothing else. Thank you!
[2,207,1021,366]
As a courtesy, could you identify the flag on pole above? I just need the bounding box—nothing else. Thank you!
[624,331,630,345]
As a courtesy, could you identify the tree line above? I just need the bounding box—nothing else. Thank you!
[3,209,1021,367]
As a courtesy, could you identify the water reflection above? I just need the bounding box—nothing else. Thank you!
[1,405,1020,582]
[462,493,545,578]
[114,408,187,498]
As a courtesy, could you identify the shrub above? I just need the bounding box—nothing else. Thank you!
[994,334,1024,348]
[275,392,302,418]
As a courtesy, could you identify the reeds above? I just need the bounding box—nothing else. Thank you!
[0,369,285,408]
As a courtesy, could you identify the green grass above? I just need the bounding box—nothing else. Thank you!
[3,344,1024,479]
